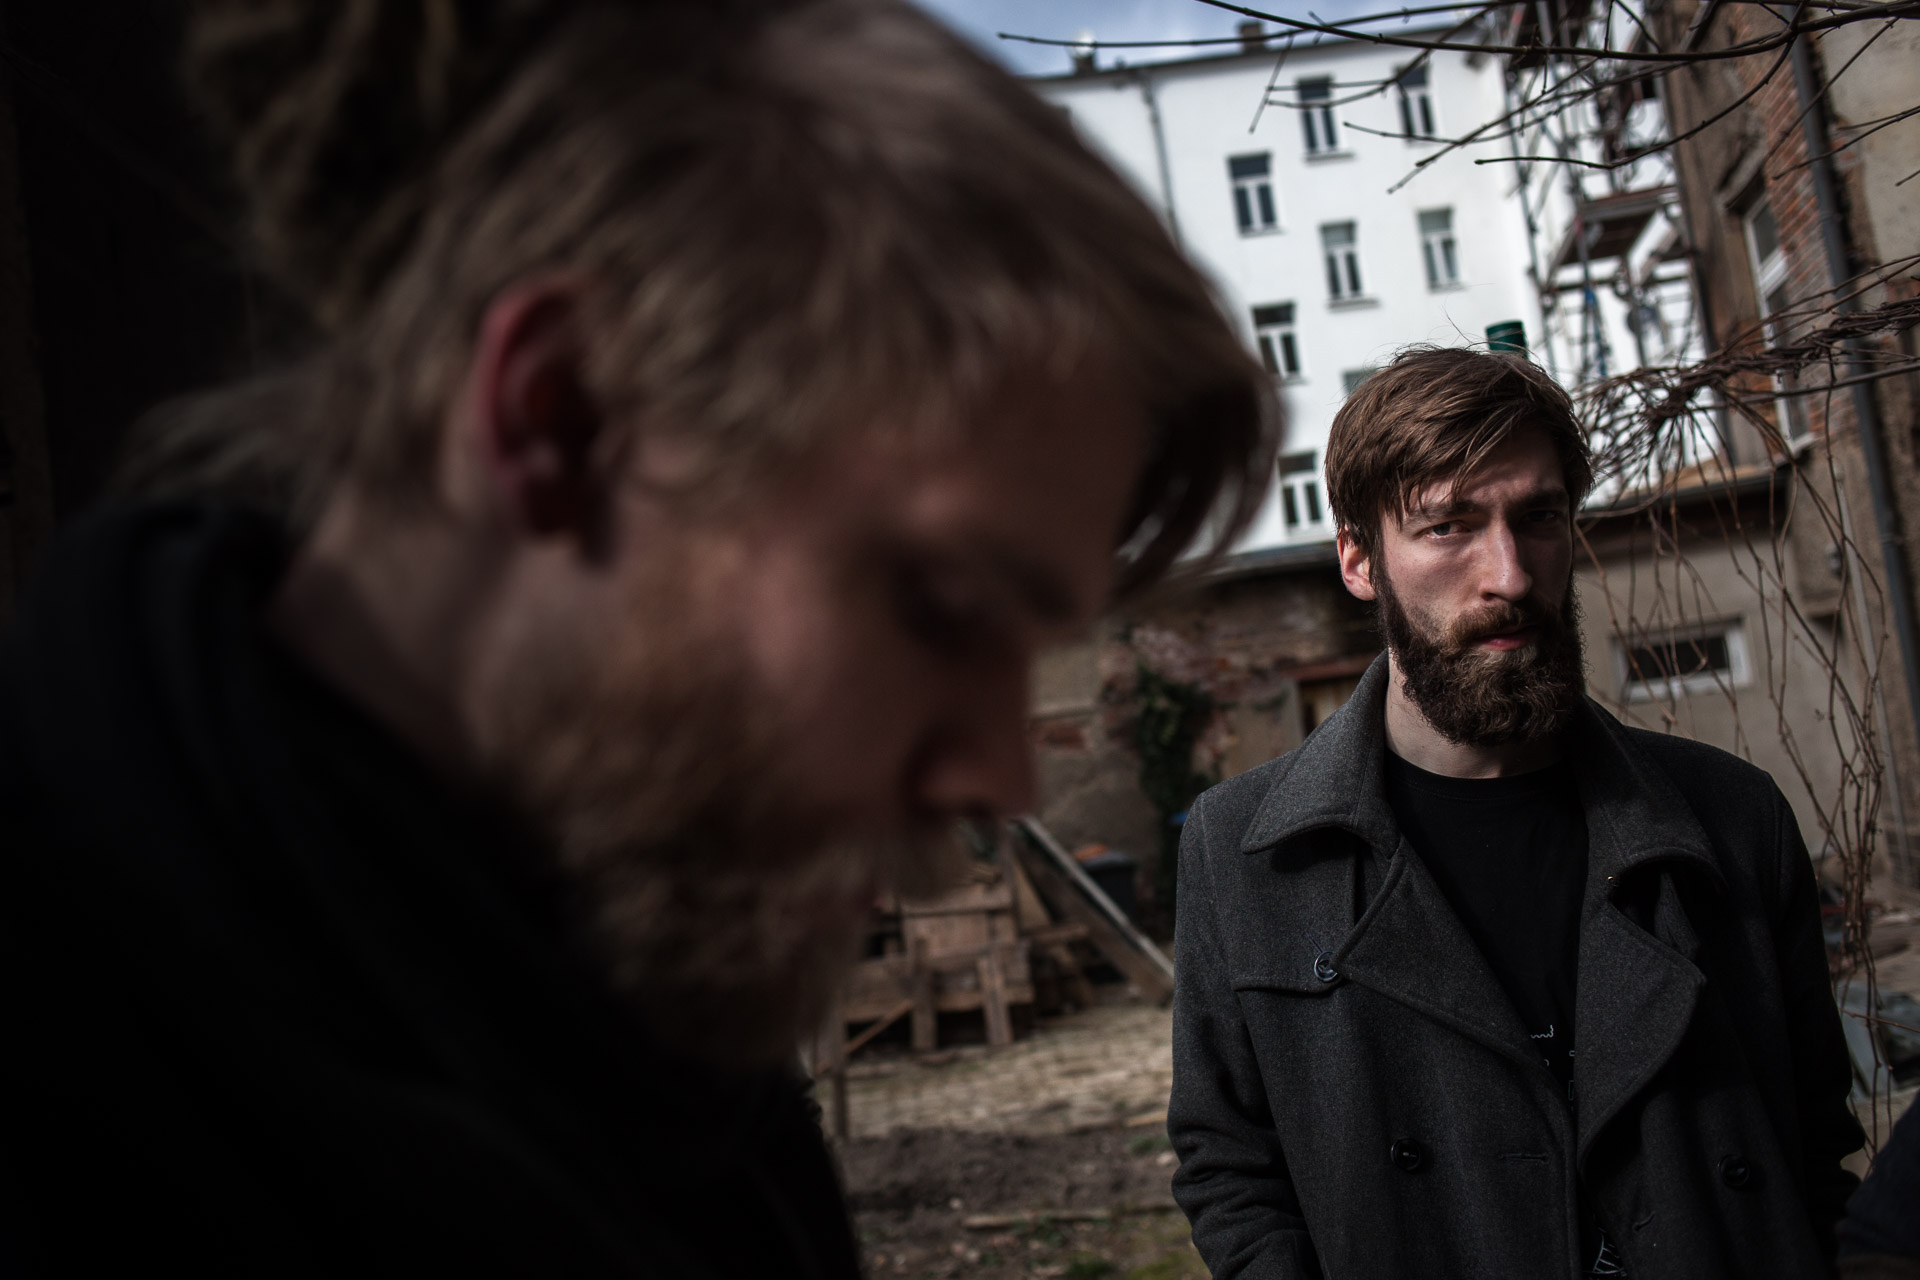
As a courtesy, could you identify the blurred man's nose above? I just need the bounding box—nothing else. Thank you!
[912,665,1039,823]
[1478,520,1533,602]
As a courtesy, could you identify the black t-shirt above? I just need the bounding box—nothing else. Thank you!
[1382,751,1588,1099]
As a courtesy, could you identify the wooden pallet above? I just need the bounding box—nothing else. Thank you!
[843,873,1035,1051]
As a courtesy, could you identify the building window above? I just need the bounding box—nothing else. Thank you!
[1419,208,1459,288]
[1743,199,1810,445]
[1396,63,1436,139]
[1251,303,1300,378]
[1617,622,1750,702]
[1341,367,1377,396]
[1228,154,1278,234]
[1278,451,1327,534]
[1299,78,1339,154]
[1322,222,1363,300]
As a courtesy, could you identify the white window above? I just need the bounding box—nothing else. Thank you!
[1252,303,1301,378]
[1299,78,1339,154]
[1229,154,1278,234]
[1743,199,1810,446]
[1322,222,1363,300]
[1617,622,1751,702]
[1341,367,1376,396]
[1397,63,1436,139]
[1278,451,1328,534]
[1419,208,1459,288]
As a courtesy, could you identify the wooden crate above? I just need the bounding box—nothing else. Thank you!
[841,874,1034,1050]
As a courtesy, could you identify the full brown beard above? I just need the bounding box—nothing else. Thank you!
[1375,566,1586,748]
[476,577,963,1069]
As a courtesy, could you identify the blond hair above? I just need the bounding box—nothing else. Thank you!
[160,0,1278,595]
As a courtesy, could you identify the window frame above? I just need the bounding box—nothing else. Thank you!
[1616,620,1751,703]
[1321,221,1364,301]
[1228,153,1279,235]
[1251,302,1302,380]
[1742,199,1811,447]
[1419,207,1459,289]
[1298,78,1341,155]
[1396,63,1437,140]
[1277,450,1329,536]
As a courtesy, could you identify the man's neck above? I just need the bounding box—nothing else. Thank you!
[1381,654,1565,779]
[268,491,493,781]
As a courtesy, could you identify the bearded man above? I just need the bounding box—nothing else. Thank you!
[0,1,1276,1275]
[1168,346,1863,1280]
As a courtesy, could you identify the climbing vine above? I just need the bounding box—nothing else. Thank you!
[1130,662,1217,922]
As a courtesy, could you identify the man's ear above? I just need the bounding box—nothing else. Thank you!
[1336,527,1377,602]
[466,277,606,542]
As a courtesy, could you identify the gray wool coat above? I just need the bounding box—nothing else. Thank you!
[1168,656,1864,1280]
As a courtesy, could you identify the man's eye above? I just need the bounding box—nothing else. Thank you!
[1423,521,1460,538]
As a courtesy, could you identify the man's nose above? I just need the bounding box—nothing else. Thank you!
[1479,521,1533,601]
[911,664,1039,823]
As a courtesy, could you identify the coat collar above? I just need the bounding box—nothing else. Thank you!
[1237,653,1400,859]
[1239,653,1729,901]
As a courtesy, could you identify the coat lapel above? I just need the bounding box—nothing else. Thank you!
[1338,843,1542,1073]
[1239,656,1539,1071]
[1568,704,1727,1166]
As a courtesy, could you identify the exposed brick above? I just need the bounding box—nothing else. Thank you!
[1032,718,1089,751]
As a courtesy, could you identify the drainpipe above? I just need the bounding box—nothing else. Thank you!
[1134,69,1182,247]
[1789,34,1920,772]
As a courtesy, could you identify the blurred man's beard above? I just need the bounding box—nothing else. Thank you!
[1376,567,1586,747]
[477,595,963,1070]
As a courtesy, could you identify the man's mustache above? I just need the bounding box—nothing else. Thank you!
[1445,598,1560,650]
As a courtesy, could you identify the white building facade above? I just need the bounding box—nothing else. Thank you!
[1031,27,1541,555]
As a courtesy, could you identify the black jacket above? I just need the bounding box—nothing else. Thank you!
[1839,1093,1920,1266]
[1169,656,1863,1279]
[0,504,859,1277]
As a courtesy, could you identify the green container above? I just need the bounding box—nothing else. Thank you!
[1486,320,1528,353]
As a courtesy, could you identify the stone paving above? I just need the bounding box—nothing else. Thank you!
[843,999,1173,1141]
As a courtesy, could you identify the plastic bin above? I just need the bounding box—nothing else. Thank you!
[1080,849,1139,922]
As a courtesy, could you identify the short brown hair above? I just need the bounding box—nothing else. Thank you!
[155,0,1278,597]
[1324,345,1590,555]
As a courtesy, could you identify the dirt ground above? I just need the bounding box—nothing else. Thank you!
[841,1127,1202,1280]
[840,999,1172,1140]
[834,998,1203,1280]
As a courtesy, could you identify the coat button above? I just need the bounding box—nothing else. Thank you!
[1389,1139,1426,1172]
[1719,1155,1754,1190]
[1313,951,1339,983]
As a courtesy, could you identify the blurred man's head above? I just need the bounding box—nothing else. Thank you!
[1326,347,1590,748]
[175,0,1278,1064]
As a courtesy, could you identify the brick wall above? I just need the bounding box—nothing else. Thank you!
[1029,560,1380,927]
[1655,0,1920,882]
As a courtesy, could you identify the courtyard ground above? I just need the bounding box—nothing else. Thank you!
[836,997,1204,1280]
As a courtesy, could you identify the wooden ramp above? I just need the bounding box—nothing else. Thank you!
[1007,817,1175,1005]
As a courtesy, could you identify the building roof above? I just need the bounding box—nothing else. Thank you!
[1205,538,1340,583]
[1023,21,1470,85]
